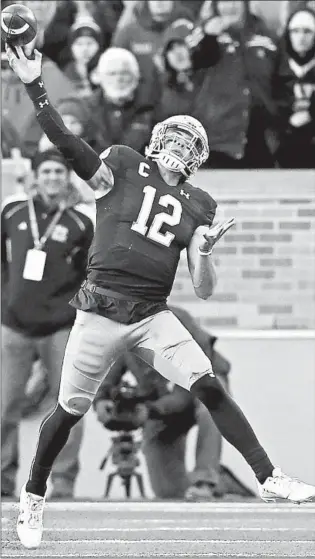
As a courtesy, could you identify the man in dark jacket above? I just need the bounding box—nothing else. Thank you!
[86,47,155,155]
[1,149,94,499]
[94,305,230,500]
[189,0,278,168]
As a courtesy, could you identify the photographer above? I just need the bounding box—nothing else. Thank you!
[94,306,230,500]
[1,149,94,499]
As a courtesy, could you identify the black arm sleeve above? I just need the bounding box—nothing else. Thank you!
[25,77,101,180]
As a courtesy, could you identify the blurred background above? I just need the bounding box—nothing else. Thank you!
[1,0,315,501]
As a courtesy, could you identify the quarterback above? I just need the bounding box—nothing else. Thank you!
[5,45,315,550]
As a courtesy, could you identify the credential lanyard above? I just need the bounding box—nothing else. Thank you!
[28,197,66,250]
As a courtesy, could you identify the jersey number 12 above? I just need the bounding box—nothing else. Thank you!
[131,185,182,247]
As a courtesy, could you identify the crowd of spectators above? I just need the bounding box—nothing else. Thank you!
[2,0,315,169]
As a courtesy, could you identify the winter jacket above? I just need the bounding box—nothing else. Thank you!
[189,15,278,160]
[63,62,98,99]
[85,84,155,155]
[112,1,193,57]
[273,8,315,165]
[1,187,94,337]
[111,1,193,104]
[154,19,210,122]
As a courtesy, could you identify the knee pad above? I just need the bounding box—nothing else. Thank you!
[190,373,225,411]
[58,390,93,416]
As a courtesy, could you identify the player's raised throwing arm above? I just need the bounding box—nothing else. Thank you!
[187,218,235,300]
[5,45,114,193]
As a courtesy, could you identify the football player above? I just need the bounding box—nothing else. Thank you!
[5,44,315,550]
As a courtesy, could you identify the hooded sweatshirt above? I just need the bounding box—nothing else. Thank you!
[112,1,193,59]
[155,19,196,121]
[273,8,315,132]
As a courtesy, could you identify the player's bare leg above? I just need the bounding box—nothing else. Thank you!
[134,310,315,505]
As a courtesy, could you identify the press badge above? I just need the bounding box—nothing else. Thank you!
[23,249,47,281]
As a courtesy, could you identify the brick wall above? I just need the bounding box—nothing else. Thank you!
[2,162,314,329]
[169,170,315,330]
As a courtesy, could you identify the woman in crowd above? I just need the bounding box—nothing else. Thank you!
[273,7,315,167]
[63,17,103,98]
[154,19,197,122]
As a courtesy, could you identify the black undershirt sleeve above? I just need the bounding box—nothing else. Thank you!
[25,76,101,180]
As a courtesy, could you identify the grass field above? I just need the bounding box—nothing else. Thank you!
[2,500,315,558]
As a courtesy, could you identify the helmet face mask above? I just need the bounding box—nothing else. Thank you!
[146,116,209,178]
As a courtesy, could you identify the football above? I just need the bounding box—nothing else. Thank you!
[1,4,37,47]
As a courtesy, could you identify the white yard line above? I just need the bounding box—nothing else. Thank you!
[2,526,314,532]
[3,554,315,558]
[3,502,315,512]
[3,539,315,544]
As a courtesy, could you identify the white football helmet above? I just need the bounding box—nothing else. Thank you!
[146,115,209,178]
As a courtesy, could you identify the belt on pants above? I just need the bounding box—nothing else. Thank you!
[82,280,146,302]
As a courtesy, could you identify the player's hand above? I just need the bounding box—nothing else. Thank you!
[5,44,42,83]
[204,16,228,36]
[199,217,235,253]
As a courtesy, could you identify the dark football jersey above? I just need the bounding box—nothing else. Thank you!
[86,145,217,301]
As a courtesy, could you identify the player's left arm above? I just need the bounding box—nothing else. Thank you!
[5,45,114,194]
[187,217,235,300]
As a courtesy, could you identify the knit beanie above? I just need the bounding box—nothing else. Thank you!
[56,97,87,125]
[32,149,71,172]
[69,16,102,47]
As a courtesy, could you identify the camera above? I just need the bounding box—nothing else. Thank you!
[101,378,155,432]
[99,378,155,498]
